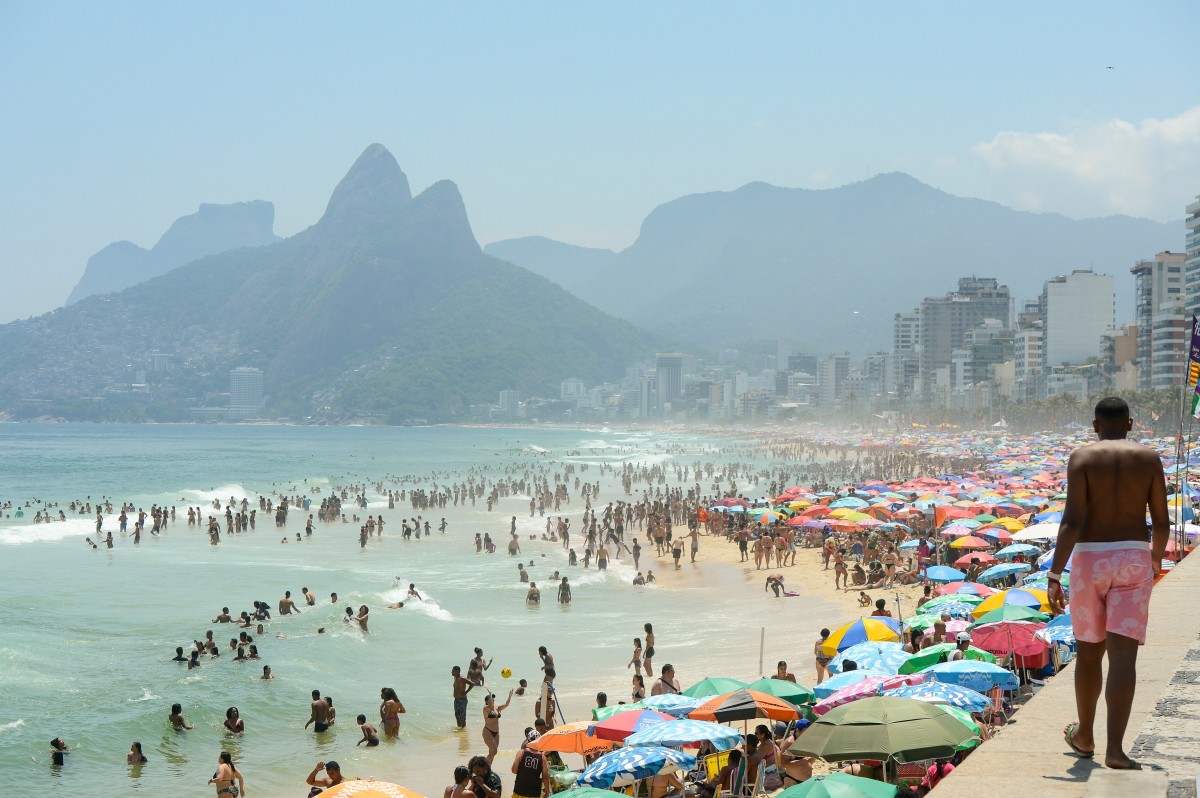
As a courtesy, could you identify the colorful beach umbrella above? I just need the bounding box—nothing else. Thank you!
[744,677,816,705]
[588,709,673,741]
[639,694,704,717]
[827,642,910,675]
[532,721,620,756]
[969,620,1050,658]
[972,588,1049,618]
[923,594,984,609]
[882,681,991,713]
[814,674,925,715]
[689,689,800,723]
[319,782,426,798]
[924,565,966,583]
[775,773,897,798]
[922,660,1019,692]
[812,668,892,700]
[994,543,1040,559]
[592,703,645,721]
[934,581,996,597]
[682,677,748,698]
[897,643,995,674]
[623,719,743,751]
[972,605,1050,625]
[821,618,902,656]
[788,696,979,763]
[576,746,696,789]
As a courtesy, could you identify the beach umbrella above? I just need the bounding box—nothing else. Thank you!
[827,642,910,675]
[639,694,704,717]
[682,677,748,698]
[971,605,1050,625]
[922,620,971,640]
[954,552,998,568]
[922,660,1019,692]
[979,528,1013,544]
[576,746,696,789]
[1036,623,1076,646]
[1011,522,1059,541]
[935,705,985,749]
[969,621,1049,658]
[319,781,427,798]
[972,588,1049,618]
[812,668,892,700]
[623,719,743,751]
[814,674,925,715]
[592,703,646,722]
[922,601,975,620]
[756,510,786,523]
[1021,572,1070,592]
[561,790,629,798]
[788,696,979,763]
[897,539,921,551]
[934,581,996,597]
[897,643,995,674]
[882,682,991,713]
[689,689,800,723]
[977,563,1032,583]
[744,677,816,705]
[924,565,965,583]
[532,721,621,756]
[994,543,1040,559]
[901,614,943,633]
[923,594,984,609]
[775,773,898,798]
[588,709,673,741]
[830,497,869,509]
[821,618,902,655]
[939,525,975,538]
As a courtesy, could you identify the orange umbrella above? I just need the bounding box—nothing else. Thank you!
[689,689,800,723]
[320,781,427,798]
[530,720,619,756]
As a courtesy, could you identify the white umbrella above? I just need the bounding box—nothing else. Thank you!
[1011,522,1059,542]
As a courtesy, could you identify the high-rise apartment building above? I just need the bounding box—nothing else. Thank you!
[892,309,921,399]
[655,353,683,413]
[919,278,1010,391]
[228,367,264,420]
[1041,270,1115,368]
[498,390,521,420]
[1132,252,1186,390]
[1184,195,1200,318]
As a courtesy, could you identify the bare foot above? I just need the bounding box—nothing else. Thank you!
[1104,753,1141,770]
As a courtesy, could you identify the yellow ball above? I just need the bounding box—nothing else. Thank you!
[501,668,513,679]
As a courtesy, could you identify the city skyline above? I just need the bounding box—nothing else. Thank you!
[0,2,1197,325]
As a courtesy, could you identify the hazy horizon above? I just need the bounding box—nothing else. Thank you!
[1,1,1196,324]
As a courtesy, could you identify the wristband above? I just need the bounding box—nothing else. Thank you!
[1046,572,1062,583]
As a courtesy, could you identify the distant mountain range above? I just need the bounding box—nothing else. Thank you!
[486,174,1180,353]
[66,200,279,304]
[0,145,662,422]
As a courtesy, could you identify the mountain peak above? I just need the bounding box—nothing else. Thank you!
[319,144,412,229]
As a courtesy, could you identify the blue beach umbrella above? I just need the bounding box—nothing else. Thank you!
[813,669,891,700]
[827,642,911,675]
[921,601,976,620]
[623,719,743,751]
[882,681,991,713]
[830,497,869,509]
[640,694,704,717]
[925,565,966,583]
[922,660,1019,693]
[994,544,1040,560]
[576,746,696,788]
[898,539,921,551]
[977,563,1032,583]
[1036,624,1076,646]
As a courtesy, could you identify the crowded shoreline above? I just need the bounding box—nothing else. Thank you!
[1,422,1190,797]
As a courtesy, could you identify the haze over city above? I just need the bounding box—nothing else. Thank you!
[1,1,1197,325]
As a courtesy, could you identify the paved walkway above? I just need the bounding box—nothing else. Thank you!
[935,550,1200,798]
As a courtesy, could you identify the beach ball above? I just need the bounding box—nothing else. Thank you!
[501,668,513,679]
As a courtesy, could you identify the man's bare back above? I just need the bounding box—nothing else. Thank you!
[1061,439,1168,544]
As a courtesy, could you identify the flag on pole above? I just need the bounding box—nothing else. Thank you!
[1189,316,1200,418]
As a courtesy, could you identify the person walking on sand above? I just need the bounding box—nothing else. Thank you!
[1053,397,1168,770]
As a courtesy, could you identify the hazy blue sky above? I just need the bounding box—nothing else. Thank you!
[0,1,1196,323]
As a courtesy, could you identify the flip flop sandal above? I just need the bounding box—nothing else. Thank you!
[1064,722,1095,759]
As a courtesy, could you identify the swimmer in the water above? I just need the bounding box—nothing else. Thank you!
[407,583,423,601]
[387,602,406,609]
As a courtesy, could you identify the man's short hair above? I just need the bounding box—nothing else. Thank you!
[1095,396,1130,424]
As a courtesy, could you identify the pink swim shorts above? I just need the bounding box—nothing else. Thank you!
[1069,544,1154,644]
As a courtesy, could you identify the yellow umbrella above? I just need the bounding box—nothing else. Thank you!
[320,781,427,798]
[993,517,1025,532]
[820,617,901,656]
[530,720,619,756]
[971,588,1050,619]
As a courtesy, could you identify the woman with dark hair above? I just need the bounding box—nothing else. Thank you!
[224,707,244,735]
[643,623,656,677]
[208,751,245,797]
[444,765,477,798]
[380,687,406,737]
[127,741,148,765]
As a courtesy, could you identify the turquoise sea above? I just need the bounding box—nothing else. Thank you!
[0,424,831,798]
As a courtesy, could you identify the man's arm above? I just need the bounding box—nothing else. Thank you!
[1048,452,1087,613]
[306,764,328,786]
[541,755,552,797]
[1148,456,1170,572]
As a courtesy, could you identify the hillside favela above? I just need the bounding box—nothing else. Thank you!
[3,6,1200,798]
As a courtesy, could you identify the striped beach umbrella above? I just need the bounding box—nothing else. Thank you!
[882,682,991,713]
[639,694,704,716]
[623,719,743,751]
[813,669,891,700]
[971,588,1050,618]
[922,660,1019,692]
[576,746,696,789]
[827,642,910,675]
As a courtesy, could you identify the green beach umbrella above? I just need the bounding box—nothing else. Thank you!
[745,677,816,705]
[592,702,645,722]
[787,696,978,763]
[970,605,1050,627]
[897,643,996,675]
[922,594,984,610]
[936,705,984,750]
[562,788,633,798]
[901,614,942,633]
[776,773,898,798]
[682,677,748,698]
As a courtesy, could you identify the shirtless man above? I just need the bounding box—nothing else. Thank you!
[452,666,474,729]
[305,689,331,733]
[302,587,316,606]
[278,591,300,615]
[1053,397,1168,770]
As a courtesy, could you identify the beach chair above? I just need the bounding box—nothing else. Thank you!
[703,751,731,782]
[718,758,748,798]
[894,761,928,788]
[986,685,1010,728]
[743,766,766,798]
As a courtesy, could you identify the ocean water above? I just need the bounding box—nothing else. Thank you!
[0,424,832,798]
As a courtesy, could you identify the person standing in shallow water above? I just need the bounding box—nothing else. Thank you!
[1054,397,1169,771]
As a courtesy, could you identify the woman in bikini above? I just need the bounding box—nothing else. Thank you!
[126,741,148,765]
[631,673,646,702]
[643,623,656,677]
[380,687,406,738]
[208,751,245,797]
[814,628,833,684]
[628,637,643,673]
[480,689,513,764]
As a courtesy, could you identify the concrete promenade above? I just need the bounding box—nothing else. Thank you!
[935,550,1200,798]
